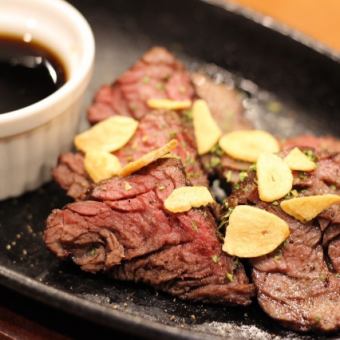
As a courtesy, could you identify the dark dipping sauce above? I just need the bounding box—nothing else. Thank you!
[0,35,67,114]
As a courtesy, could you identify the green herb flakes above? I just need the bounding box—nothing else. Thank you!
[183,110,193,122]
[155,83,165,91]
[191,221,198,232]
[226,272,234,282]
[169,131,177,139]
[142,76,150,84]
[304,149,316,162]
[239,171,248,182]
[211,255,220,263]
[225,170,233,182]
[210,156,221,168]
[249,164,257,172]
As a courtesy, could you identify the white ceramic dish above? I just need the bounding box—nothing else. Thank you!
[0,0,95,200]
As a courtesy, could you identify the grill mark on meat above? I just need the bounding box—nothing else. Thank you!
[225,135,340,332]
[45,159,254,305]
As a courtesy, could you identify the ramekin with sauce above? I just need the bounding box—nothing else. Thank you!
[0,0,95,199]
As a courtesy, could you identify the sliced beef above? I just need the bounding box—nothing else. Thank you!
[281,135,340,273]
[53,152,91,201]
[53,110,207,200]
[191,72,253,183]
[224,136,340,332]
[45,158,254,305]
[88,47,194,124]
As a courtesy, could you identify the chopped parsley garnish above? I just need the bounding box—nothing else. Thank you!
[298,171,308,180]
[274,254,282,261]
[239,171,248,182]
[304,149,316,162]
[225,170,232,182]
[142,76,150,84]
[233,183,240,190]
[210,144,224,157]
[155,83,165,91]
[210,156,221,168]
[211,255,220,263]
[314,316,321,323]
[319,273,327,282]
[182,110,193,122]
[249,164,257,172]
[226,272,234,282]
[169,131,177,139]
[191,221,199,232]
[89,248,97,256]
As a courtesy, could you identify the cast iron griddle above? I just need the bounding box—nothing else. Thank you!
[0,0,339,338]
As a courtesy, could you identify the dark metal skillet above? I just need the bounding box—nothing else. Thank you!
[0,0,339,338]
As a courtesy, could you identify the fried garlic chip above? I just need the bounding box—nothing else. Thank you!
[192,99,222,155]
[74,116,138,153]
[280,194,340,222]
[84,150,121,183]
[257,153,293,202]
[120,139,178,177]
[147,99,192,110]
[284,147,316,171]
[223,205,290,258]
[164,186,215,213]
[219,130,279,162]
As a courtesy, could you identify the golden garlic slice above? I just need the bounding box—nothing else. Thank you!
[284,147,316,171]
[74,116,138,154]
[192,99,222,155]
[84,150,121,183]
[164,186,215,213]
[280,194,340,222]
[223,205,290,257]
[120,140,178,177]
[219,130,279,162]
[257,153,293,202]
[147,99,192,110]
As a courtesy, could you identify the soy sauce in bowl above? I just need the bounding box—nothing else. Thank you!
[0,35,67,114]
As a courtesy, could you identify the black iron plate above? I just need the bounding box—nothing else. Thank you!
[0,0,339,338]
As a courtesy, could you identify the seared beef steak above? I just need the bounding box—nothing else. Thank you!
[282,135,340,273]
[224,136,340,332]
[45,159,254,305]
[88,47,194,124]
[53,110,207,200]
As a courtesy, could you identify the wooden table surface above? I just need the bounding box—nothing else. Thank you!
[1,1,337,339]
[232,0,340,52]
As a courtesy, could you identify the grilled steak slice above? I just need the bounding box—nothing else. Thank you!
[45,158,254,305]
[191,72,253,183]
[281,135,340,273]
[53,110,208,200]
[88,47,194,124]
[224,136,340,332]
